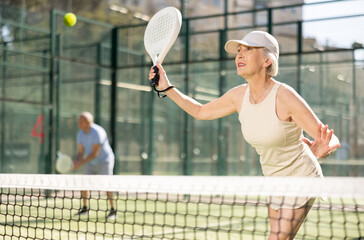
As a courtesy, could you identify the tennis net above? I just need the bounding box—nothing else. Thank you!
[0,174,363,240]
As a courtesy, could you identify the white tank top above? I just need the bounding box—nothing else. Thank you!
[239,82,323,177]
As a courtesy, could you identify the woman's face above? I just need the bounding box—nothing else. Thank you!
[235,44,266,78]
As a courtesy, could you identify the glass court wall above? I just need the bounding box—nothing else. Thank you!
[1,2,363,176]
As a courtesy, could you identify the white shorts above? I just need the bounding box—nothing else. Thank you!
[84,161,114,175]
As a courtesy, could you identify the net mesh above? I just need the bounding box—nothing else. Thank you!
[0,174,363,240]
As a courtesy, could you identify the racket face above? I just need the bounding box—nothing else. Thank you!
[56,154,73,174]
[144,7,182,65]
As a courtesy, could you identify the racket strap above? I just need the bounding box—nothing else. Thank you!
[152,85,175,98]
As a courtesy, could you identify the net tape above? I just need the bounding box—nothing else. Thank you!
[1,174,364,199]
[1,174,364,240]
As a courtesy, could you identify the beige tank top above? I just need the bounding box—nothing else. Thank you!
[239,82,323,177]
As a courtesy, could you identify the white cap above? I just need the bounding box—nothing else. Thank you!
[224,31,279,59]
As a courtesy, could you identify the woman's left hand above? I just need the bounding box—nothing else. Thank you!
[302,123,341,159]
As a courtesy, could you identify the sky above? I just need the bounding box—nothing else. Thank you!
[303,0,364,54]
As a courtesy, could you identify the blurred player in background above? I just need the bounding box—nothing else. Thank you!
[73,112,117,220]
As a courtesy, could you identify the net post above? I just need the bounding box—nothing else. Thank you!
[110,27,119,174]
[296,20,303,94]
[94,43,103,125]
[1,42,7,172]
[351,49,360,161]
[218,29,227,176]
[55,33,62,158]
[46,9,56,176]
[267,8,273,34]
[145,89,155,175]
[183,18,191,176]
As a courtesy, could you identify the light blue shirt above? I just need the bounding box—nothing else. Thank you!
[77,123,114,165]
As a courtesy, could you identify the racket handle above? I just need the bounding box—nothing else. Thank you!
[151,65,160,86]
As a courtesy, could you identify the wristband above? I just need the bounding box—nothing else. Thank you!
[152,85,175,98]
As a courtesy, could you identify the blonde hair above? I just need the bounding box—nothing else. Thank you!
[262,48,279,77]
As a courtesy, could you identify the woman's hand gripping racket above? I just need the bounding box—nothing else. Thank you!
[144,7,182,98]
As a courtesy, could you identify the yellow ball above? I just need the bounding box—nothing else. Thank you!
[63,13,77,27]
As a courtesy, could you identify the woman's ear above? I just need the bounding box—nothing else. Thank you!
[264,57,272,68]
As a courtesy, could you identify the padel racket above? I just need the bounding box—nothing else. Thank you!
[55,152,73,174]
[144,7,182,97]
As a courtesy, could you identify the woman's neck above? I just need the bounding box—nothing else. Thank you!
[247,76,274,104]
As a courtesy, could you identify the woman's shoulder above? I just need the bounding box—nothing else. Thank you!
[276,81,299,100]
[226,83,248,102]
[276,81,306,112]
[229,83,248,94]
[225,83,248,112]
